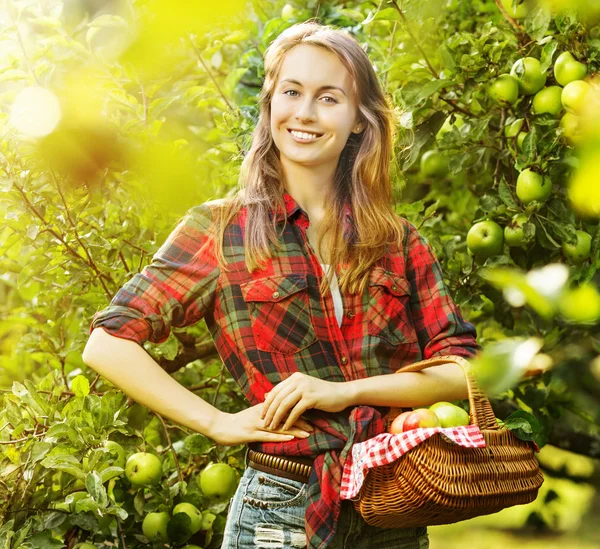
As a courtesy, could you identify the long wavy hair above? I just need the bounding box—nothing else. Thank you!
[200,20,404,296]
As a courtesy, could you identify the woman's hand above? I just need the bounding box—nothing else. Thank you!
[209,402,315,447]
[261,372,350,431]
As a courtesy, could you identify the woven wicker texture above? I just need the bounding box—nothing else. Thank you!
[353,355,545,528]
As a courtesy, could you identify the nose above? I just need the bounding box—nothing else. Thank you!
[295,96,317,123]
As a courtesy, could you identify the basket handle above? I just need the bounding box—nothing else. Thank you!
[387,354,499,431]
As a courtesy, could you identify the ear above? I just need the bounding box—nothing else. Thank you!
[352,122,364,134]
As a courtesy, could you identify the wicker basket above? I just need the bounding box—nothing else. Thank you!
[353,355,545,528]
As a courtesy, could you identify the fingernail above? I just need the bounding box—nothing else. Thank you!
[300,431,311,438]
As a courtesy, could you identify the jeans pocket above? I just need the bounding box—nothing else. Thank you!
[244,470,308,509]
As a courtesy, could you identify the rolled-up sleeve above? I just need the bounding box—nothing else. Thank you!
[403,220,479,359]
[89,203,220,346]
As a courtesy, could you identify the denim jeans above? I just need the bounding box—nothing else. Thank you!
[220,465,429,549]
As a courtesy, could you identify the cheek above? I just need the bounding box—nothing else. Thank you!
[270,97,291,123]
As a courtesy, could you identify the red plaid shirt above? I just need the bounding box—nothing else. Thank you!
[90,192,478,548]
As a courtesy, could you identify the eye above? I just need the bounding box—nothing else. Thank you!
[283,90,299,97]
[322,96,337,104]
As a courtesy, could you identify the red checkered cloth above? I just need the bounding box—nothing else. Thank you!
[340,425,487,500]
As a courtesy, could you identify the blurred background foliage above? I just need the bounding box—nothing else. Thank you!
[0,0,599,547]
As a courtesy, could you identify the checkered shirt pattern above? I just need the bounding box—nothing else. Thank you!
[89,192,479,549]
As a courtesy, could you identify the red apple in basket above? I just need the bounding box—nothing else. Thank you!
[402,409,441,431]
[389,411,413,434]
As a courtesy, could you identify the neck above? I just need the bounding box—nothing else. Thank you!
[280,157,337,218]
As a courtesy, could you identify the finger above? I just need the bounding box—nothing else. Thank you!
[269,392,302,430]
[261,390,274,419]
[259,432,297,443]
[262,386,293,428]
[294,418,314,432]
[282,404,310,432]
[276,426,311,439]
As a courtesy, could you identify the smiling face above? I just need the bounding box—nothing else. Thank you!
[270,44,362,173]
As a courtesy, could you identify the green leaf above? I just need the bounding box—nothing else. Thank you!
[438,44,456,72]
[540,40,558,73]
[30,441,52,464]
[100,466,125,484]
[71,375,90,398]
[503,410,540,440]
[498,178,518,209]
[524,6,552,43]
[22,531,65,549]
[86,471,109,508]
[185,433,214,455]
[40,454,85,479]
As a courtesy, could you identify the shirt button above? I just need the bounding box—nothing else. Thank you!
[347,311,355,319]
[391,285,398,292]
[272,291,280,299]
[341,356,348,365]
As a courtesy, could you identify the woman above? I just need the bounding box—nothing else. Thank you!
[83,21,478,549]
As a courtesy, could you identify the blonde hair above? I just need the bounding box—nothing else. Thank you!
[201,20,404,296]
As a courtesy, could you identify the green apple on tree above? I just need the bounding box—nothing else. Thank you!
[510,57,547,95]
[201,509,217,530]
[428,402,470,427]
[466,220,504,258]
[516,169,552,204]
[562,230,592,264]
[488,74,519,105]
[172,502,203,535]
[562,80,591,113]
[554,51,587,86]
[504,213,535,247]
[558,283,600,323]
[420,150,449,178]
[73,544,97,549]
[198,463,239,501]
[532,86,563,116]
[504,117,524,137]
[567,150,600,220]
[104,440,126,468]
[142,511,170,542]
[500,0,529,18]
[125,452,163,487]
[559,112,583,145]
[436,113,465,140]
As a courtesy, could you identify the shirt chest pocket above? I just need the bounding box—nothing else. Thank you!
[366,268,418,346]
[240,274,317,355]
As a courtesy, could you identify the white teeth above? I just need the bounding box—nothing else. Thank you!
[290,130,320,140]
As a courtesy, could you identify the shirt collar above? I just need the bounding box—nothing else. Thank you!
[273,192,355,240]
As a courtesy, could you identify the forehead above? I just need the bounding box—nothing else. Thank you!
[276,44,355,95]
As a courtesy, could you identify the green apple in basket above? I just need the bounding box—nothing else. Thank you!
[428,401,470,428]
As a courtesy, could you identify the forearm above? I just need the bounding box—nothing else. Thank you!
[82,327,221,438]
[345,362,468,408]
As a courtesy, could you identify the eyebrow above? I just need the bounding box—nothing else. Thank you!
[279,78,347,97]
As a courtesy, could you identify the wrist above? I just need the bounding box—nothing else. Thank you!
[342,379,359,408]
[202,408,228,442]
